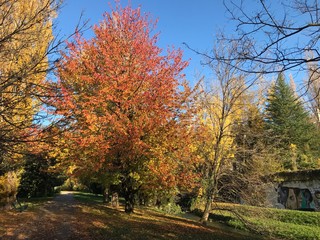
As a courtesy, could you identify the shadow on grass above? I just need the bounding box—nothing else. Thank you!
[0,192,265,240]
[79,201,265,240]
[70,192,265,240]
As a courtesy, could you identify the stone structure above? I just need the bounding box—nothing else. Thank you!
[269,169,320,211]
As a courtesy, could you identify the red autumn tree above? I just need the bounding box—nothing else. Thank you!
[51,4,196,213]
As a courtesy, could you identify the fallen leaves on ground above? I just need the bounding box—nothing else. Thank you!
[0,193,258,240]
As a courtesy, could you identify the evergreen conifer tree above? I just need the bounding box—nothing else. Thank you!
[265,73,318,169]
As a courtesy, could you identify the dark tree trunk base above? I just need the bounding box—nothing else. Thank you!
[103,188,109,203]
[124,191,135,213]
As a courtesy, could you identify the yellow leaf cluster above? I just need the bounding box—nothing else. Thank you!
[0,0,55,163]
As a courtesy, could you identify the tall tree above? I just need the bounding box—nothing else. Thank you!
[0,0,59,209]
[194,87,239,223]
[265,73,318,169]
[192,40,260,223]
[51,4,195,213]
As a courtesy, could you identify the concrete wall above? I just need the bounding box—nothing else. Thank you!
[271,180,320,211]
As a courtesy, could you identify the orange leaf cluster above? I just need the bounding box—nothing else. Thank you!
[50,5,198,190]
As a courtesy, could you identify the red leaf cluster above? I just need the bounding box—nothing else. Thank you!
[50,5,198,189]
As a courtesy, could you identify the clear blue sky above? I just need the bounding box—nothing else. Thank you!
[55,0,230,84]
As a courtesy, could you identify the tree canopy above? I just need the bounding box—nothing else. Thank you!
[50,4,196,213]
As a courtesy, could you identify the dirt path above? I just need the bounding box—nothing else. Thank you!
[37,191,78,239]
[1,191,91,240]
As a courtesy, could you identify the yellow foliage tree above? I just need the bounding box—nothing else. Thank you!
[0,0,58,209]
[194,77,245,223]
[192,40,260,223]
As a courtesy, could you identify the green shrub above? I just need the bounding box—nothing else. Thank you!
[159,202,182,215]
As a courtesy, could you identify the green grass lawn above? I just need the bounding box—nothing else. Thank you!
[73,191,105,203]
[195,202,320,240]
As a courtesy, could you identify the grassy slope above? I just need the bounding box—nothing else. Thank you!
[202,202,320,240]
[73,192,261,240]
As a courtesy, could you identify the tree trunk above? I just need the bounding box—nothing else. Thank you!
[122,175,141,214]
[122,176,136,214]
[103,187,109,203]
[124,190,135,213]
[111,192,119,208]
[200,196,212,224]
[2,195,16,210]
[201,172,218,224]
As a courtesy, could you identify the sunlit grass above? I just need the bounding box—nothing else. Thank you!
[72,191,104,204]
[196,202,320,239]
